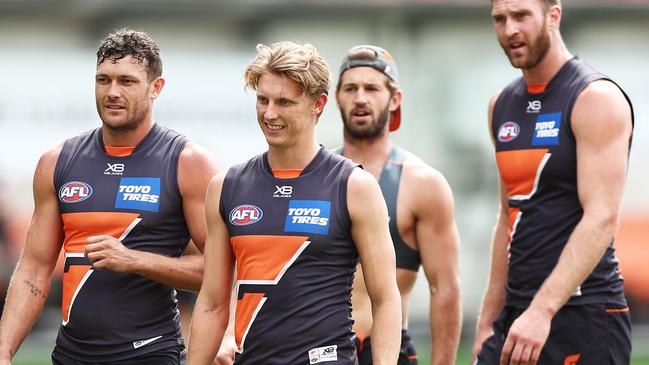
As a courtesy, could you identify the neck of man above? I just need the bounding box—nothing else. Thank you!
[522,34,573,85]
[102,117,154,148]
[267,136,320,170]
[342,129,393,179]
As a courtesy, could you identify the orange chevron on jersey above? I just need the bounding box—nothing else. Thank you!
[61,257,92,325]
[61,212,141,253]
[235,293,266,352]
[232,235,310,281]
[563,354,581,365]
[60,212,141,325]
[496,149,550,200]
[231,235,310,351]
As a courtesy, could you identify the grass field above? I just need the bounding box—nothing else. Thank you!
[12,337,649,364]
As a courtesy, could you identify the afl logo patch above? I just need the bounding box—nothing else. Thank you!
[229,205,263,226]
[497,121,520,142]
[59,181,93,203]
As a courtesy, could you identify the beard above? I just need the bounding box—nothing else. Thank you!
[341,103,391,140]
[97,98,150,134]
[502,17,551,70]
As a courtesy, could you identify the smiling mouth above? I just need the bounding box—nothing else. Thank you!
[265,123,285,131]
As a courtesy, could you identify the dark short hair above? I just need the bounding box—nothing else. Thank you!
[96,28,162,81]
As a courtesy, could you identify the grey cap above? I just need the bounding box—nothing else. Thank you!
[339,45,399,83]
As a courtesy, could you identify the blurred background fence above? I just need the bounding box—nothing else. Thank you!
[0,0,647,363]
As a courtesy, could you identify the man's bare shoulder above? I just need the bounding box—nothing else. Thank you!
[178,141,220,196]
[399,150,454,213]
[41,142,64,161]
[349,166,379,193]
[35,143,64,176]
[401,151,449,192]
[179,141,219,169]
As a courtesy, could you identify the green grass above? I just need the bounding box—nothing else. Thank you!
[414,340,649,364]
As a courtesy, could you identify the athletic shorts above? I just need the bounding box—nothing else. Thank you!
[52,345,185,365]
[475,303,631,364]
[355,329,417,365]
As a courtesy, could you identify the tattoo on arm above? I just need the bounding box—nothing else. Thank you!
[23,280,47,299]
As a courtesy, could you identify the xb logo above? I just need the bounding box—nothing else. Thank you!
[527,100,542,113]
[105,163,125,175]
[273,185,293,198]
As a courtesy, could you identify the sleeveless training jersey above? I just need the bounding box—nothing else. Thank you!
[220,147,359,365]
[491,57,633,308]
[53,123,189,361]
[334,146,421,271]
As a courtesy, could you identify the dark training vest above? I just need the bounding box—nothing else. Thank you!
[53,123,189,362]
[221,147,360,365]
[491,57,633,308]
[335,146,421,272]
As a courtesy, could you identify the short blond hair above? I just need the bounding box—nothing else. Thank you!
[243,41,331,98]
[491,0,560,8]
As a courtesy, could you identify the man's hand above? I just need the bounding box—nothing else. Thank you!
[85,235,139,272]
[213,334,237,365]
[472,326,494,361]
[499,308,552,365]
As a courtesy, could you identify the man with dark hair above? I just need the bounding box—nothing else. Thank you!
[335,45,461,365]
[0,28,218,365]
[473,0,633,364]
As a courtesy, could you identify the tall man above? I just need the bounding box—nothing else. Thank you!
[187,41,402,365]
[0,28,218,365]
[474,1,634,364]
[335,45,461,365]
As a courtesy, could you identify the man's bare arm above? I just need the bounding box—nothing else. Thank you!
[414,167,462,365]
[0,146,64,362]
[186,172,235,365]
[348,168,401,365]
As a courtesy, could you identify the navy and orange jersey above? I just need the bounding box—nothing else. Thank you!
[492,57,634,308]
[219,146,360,365]
[53,123,189,362]
[334,146,420,271]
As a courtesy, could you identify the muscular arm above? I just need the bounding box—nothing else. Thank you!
[473,92,510,360]
[186,172,234,365]
[501,80,633,364]
[85,142,219,292]
[348,168,401,365]
[415,168,461,365]
[0,147,64,362]
[529,80,632,320]
[473,182,510,359]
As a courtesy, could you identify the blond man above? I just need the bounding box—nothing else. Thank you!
[187,42,401,365]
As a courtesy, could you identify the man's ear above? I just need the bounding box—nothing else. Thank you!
[313,92,329,115]
[151,76,165,99]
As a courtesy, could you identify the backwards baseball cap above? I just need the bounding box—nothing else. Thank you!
[339,45,401,131]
